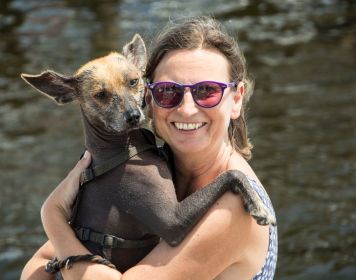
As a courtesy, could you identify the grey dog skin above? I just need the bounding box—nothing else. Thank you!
[21,34,275,273]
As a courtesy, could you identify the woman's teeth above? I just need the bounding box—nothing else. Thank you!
[173,122,204,130]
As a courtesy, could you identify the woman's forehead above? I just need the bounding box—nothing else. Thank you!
[154,49,230,82]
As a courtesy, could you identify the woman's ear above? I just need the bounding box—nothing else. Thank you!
[231,82,244,120]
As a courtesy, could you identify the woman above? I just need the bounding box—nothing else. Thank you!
[21,17,277,280]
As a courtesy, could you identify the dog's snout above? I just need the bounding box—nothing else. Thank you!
[124,109,141,127]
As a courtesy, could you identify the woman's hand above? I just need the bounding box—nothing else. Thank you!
[41,151,91,222]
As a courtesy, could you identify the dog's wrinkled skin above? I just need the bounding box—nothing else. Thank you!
[21,34,276,272]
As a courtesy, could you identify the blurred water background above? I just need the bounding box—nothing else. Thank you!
[0,0,355,279]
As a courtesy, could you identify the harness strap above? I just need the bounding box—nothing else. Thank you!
[80,142,156,186]
[74,227,160,249]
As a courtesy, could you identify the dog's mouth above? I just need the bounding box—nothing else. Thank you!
[106,117,145,135]
[105,124,137,134]
[126,122,141,131]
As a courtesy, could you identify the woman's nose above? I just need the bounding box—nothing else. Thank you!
[176,88,199,115]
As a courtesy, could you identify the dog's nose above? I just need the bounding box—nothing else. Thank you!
[124,109,141,127]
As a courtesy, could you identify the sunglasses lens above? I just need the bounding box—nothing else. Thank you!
[193,82,223,107]
[152,83,183,108]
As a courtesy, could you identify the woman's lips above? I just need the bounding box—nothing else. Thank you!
[172,122,206,131]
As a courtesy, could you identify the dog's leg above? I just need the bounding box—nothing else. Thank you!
[128,169,276,246]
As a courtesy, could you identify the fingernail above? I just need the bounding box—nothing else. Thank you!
[83,150,90,159]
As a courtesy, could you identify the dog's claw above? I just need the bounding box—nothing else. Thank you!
[249,203,277,226]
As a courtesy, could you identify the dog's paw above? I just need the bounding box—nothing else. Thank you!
[249,203,276,226]
[224,169,277,226]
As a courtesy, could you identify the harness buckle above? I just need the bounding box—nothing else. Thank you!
[101,234,119,248]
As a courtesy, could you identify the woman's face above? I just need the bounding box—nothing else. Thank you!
[148,48,244,156]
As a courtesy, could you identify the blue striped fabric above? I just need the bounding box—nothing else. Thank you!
[247,177,278,280]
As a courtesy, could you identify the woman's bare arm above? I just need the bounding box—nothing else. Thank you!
[20,240,55,280]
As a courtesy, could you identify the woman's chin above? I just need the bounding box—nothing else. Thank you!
[170,140,208,155]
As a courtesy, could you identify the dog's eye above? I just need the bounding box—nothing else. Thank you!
[94,91,108,100]
[129,79,138,87]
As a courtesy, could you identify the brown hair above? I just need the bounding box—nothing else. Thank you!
[145,16,254,160]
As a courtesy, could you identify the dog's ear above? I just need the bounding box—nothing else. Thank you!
[122,34,147,72]
[21,71,77,105]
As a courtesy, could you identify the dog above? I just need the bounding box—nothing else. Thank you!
[21,34,276,273]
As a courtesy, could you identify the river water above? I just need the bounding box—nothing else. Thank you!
[0,0,355,279]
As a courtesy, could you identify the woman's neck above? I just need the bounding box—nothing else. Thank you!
[173,143,234,199]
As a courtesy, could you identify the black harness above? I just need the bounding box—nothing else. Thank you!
[70,129,162,249]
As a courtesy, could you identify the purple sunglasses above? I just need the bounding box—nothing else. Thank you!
[147,80,237,108]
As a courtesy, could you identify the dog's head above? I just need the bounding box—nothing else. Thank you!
[21,34,147,134]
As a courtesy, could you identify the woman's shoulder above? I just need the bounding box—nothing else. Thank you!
[225,152,277,277]
[229,153,274,205]
[208,186,271,279]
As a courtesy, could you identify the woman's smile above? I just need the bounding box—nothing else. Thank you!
[172,122,207,131]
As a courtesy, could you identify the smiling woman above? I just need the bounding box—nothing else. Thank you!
[143,19,277,279]
[21,16,277,280]
[145,18,255,160]
[146,48,242,157]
